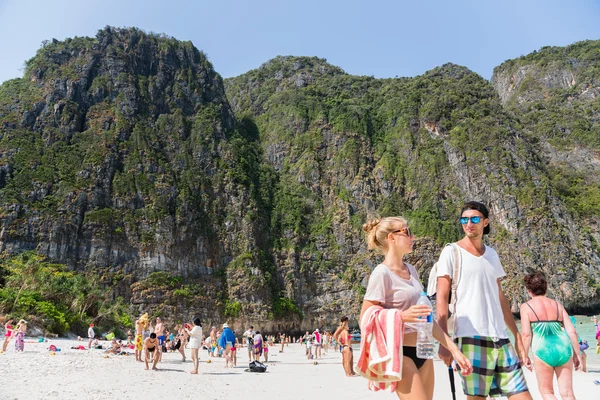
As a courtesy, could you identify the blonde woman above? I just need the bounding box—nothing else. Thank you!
[360,217,472,400]
[14,319,27,352]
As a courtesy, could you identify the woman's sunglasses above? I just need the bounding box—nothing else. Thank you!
[392,227,414,237]
[459,216,482,225]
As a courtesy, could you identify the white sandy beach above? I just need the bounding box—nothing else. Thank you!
[0,339,598,400]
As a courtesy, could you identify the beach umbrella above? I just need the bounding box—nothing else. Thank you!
[448,365,456,400]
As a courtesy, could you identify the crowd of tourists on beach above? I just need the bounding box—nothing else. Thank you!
[129,315,300,372]
[3,200,600,400]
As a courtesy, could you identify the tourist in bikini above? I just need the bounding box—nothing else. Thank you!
[230,334,238,366]
[14,319,26,352]
[177,324,188,362]
[144,333,160,370]
[105,338,122,355]
[263,339,269,362]
[333,317,354,375]
[2,318,14,352]
[186,318,203,374]
[362,217,472,398]
[520,271,581,399]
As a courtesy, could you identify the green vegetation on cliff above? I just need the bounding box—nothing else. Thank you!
[0,29,598,333]
[0,252,131,335]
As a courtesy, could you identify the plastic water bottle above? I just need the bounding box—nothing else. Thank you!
[416,291,435,359]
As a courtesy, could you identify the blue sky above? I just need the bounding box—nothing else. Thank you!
[0,0,599,84]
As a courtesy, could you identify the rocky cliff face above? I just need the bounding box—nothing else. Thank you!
[225,57,600,315]
[0,27,279,330]
[491,40,600,283]
[0,29,599,334]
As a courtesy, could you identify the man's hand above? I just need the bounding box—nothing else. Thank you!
[514,335,529,367]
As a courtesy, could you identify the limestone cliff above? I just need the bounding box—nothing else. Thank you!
[0,29,599,334]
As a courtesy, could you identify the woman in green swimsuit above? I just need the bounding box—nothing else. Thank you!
[520,272,581,400]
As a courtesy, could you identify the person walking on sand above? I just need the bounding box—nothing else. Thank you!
[218,323,236,368]
[263,339,269,362]
[87,323,95,349]
[279,332,285,353]
[144,333,159,371]
[570,316,588,373]
[186,318,203,374]
[134,314,148,362]
[253,331,264,362]
[322,330,330,354]
[333,317,353,375]
[243,325,255,362]
[178,324,189,362]
[154,317,165,362]
[2,318,14,352]
[14,319,26,352]
[231,337,238,366]
[361,217,472,399]
[437,201,531,400]
[313,329,322,358]
[520,271,581,400]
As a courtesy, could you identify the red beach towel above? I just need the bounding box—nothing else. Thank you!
[356,305,404,392]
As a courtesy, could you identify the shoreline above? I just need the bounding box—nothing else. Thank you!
[0,338,598,399]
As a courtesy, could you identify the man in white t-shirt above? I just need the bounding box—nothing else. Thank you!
[243,326,254,362]
[87,323,95,349]
[436,201,532,400]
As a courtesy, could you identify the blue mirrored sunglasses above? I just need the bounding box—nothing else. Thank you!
[459,216,482,225]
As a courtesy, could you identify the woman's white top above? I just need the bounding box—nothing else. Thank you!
[364,263,423,333]
[188,326,203,349]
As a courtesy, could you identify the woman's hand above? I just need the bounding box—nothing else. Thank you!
[573,353,582,371]
[523,356,533,371]
[401,304,432,323]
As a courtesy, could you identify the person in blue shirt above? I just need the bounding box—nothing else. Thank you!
[218,323,237,368]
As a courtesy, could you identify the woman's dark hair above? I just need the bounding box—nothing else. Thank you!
[461,201,490,235]
[524,272,547,296]
[256,331,260,334]
[150,332,157,339]
[193,317,201,326]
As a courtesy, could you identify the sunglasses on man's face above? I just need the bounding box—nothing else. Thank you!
[459,216,482,225]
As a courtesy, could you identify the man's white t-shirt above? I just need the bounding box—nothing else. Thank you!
[88,327,95,339]
[243,330,254,346]
[364,263,423,333]
[436,244,507,339]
